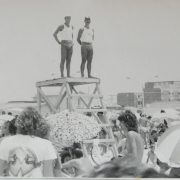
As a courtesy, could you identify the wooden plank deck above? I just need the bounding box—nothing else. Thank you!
[36,77,100,87]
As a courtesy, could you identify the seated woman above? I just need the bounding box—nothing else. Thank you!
[0,106,57,177]
[112,110,144,167]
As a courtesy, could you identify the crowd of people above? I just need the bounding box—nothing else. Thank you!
[0,107,178,177]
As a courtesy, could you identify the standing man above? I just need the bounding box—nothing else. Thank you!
[77,17,95,78]
[139,114,151,149]
[53,16,73,77]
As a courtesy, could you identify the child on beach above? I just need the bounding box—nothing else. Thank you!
[146,145,157,165]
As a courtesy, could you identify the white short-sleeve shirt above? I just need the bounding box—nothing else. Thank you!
[0,134,57,177]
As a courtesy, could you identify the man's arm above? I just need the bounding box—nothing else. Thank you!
[53,25,64,45]
[92,29,94,40]
[62,159,76,169]
[77,28,83,45]
[72,26,74,40]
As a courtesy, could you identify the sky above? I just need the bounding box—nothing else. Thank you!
[0,0,180,103]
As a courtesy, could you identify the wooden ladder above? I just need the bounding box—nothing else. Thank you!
[36,77,118,157]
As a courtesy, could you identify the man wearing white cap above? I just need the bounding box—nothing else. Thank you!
[77,17,95,78]
[53,16,73,77]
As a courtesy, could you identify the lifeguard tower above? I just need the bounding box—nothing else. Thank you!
[36,77,118,157]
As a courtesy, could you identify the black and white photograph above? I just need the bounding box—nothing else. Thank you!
[0,0,180,178]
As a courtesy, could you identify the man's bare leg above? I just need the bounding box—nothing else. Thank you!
[144,132,148,149]
[66,46,73,77]
[61,45,67,78]
[87,47,97,78]
[81,59,86,77]
[87,60,97,78]
[60,60,65,78]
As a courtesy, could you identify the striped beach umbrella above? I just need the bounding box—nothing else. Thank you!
[155,123,180,167]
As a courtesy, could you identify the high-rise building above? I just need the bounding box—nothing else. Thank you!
[117,92,143,108]
[144,81,180,106]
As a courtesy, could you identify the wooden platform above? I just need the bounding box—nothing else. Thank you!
[35,77,118,157]
[36,77,100,87]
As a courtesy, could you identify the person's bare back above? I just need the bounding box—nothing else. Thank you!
[62,157,94,177]
[113,131,144,167]
[125,131,144,165]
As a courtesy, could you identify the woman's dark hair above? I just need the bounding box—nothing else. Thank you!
[151,130,157,135]
[72,148,83,158]
[15,106,49,138]
[158,129,165,135]
[9,118,17,135]
[118,110,138,132]
[61,152,71,163]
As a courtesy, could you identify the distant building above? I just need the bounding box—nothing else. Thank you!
[144,81,180,106]
[117,92,143,108]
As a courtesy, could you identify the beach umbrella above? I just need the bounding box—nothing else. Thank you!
[0,115,15,128]
[152,111,180,120]
[175,106,180,112]
[164,109,180,115]
[155,123,180,168]
[46,111,101,147]
[5,108,23,116]
[0,115,15,121]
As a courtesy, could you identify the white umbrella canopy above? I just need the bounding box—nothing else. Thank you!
[175,106,180,112]
[0,115,15,131]
[0,115,15,121]
[156,123,180,168]
[46,111,101,147]
[5,108,23,116]
[164,109,180,115]
[152,111,180,120]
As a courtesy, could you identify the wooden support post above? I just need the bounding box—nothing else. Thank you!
[37,88,41,113]
[37,87,57,113]
[55,91,67,110]
[92,112,108,133]
[96,83,118,156]
[82,143,89,158]
[55,84,65,110]
[35,78,118,157]
[72,87,88,108]
[87,86,97,108]
[65,83,74,112]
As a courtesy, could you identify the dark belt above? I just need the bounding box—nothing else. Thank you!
[62,40,73,43]
[82,42,92,45]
